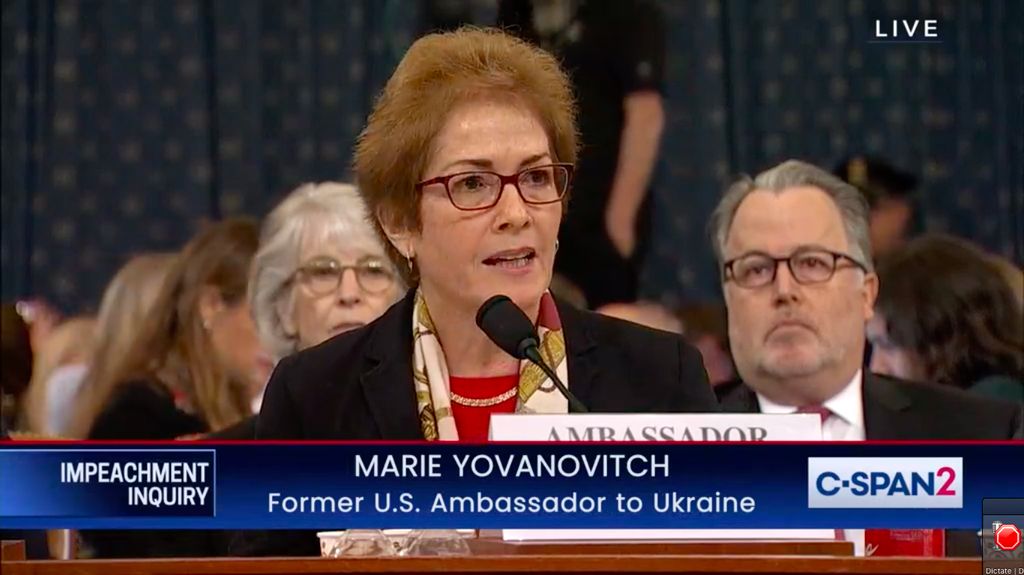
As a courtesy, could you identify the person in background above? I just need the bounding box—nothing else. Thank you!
[596,301,683,334]
[67,219,270,442]
[20,316,96,436]
[234,182,404,433]
[1,304,34,434]
[32,253,177,438]
[678,304,736,387]
[834,155,917,259]
[1,342,50,575]
[600,301,738,388]
[241,27,715,556]
[72,219,268,558]
[869,234,1023,403]
[249,182,404,365]
[711,160,1021,439]
[0,306,51,559]
[14,299,62,356]
[711,159,1021,557]
[499,0,667,307]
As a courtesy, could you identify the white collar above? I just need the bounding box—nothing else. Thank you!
[756,369,865,429]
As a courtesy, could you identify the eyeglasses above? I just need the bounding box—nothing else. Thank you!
[414,163,574,211]
[723,248,868,288]
[292,257,396,295]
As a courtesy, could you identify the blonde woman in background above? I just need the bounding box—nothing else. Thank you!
[67,219,270,444]
[73,219,269,559]
[41,253,177,438]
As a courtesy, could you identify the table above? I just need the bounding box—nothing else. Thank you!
[1,538,977,575]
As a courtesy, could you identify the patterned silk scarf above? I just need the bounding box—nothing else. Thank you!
[412,289,570,441]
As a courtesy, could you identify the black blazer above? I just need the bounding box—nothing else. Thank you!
[715,372,1024,440]
[88,380,207,440]
[235,290,717,557]
[254,290,718,441]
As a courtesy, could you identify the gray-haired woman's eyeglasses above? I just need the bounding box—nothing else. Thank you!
[292,257,396,295]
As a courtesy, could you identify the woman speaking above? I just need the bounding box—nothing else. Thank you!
[238,25,717,558]
[255,27,716,445]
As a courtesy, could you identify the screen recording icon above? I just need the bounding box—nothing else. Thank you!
[992,521,1022,552]
[983,498,1024,569]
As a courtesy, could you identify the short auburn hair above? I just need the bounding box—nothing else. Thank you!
[355,26,578,284]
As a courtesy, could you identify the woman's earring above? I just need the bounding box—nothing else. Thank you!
[406,254,414,272]
[554,240,560,252]
[202,319,211,331]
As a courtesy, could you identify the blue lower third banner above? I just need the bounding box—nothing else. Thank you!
[0,442,1020,529]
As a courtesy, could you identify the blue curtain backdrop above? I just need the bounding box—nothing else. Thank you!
[644,0,1023,305]
[2,0,1021,311]
[1,0,418,311]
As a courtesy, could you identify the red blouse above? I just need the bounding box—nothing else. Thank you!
[448,374,519,441]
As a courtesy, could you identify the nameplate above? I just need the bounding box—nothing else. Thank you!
[489,413,822,441]
[491,413,831,543]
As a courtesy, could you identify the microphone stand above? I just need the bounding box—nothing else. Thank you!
[523,346,589,413]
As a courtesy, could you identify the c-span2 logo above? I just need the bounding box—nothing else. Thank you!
[808,458,962,508]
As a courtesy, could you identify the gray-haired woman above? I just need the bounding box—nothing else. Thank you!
[249,182,405,362]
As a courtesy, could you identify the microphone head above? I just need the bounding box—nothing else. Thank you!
[475,295,539,360]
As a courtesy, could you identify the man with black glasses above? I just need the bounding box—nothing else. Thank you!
[710,160,1021,442]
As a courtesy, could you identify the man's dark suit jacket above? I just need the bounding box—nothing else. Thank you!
[234,289,718,556]
[715,372,1024,440]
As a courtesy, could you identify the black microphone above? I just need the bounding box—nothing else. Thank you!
[476,295,588,413]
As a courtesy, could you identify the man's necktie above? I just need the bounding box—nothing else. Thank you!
[798,405,845,541]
